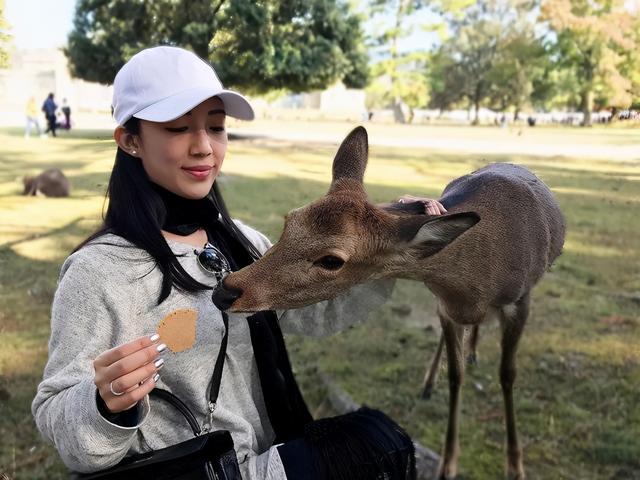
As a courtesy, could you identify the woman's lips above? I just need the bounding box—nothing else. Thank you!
[182,166,212,179]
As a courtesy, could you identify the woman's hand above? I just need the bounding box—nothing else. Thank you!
[397,195,447,215]
[94,334,166,414]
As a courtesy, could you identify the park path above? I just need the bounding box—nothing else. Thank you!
[231,121,640,161]
[5,111,638,160]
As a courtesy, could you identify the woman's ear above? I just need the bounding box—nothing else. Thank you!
[114,127,140,157]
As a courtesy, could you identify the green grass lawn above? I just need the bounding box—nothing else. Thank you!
[0,124,638,479]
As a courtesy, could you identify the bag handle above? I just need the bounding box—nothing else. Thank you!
[149,311,229,437]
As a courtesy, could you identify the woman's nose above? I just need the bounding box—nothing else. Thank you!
[189,129,213,157]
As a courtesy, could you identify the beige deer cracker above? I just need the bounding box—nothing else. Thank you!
[157,308,198,353]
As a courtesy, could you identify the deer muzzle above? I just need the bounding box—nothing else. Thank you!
[211,282,243,311]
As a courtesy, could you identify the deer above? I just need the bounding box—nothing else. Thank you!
[212,126,565,479]
[22,168,70,197]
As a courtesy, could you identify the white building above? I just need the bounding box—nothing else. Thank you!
[0,48,113,126]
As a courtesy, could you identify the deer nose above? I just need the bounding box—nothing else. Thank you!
[211,282,243,311]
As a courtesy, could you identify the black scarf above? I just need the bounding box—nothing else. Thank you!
[155,183,313,442]
[154,184,218,236]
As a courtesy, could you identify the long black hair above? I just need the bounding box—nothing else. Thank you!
[75,117,262,304]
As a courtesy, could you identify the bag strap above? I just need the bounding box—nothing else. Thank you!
[149,311,230,437]
[208,311,229,407]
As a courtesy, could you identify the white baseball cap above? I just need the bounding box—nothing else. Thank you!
[112,46,254,125]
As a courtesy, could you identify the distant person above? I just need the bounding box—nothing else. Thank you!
[42,93,58,137]
[61,98,72,129]
[25,96,43,138]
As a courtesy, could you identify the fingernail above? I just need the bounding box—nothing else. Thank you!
[154,358,165,369]
[152,373,160,383]
[150,333,160,342]
[156,343,167,353]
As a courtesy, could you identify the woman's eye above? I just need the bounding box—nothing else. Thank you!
[313,255,345,271]
[209,126,225,133]
[166,127,188,133]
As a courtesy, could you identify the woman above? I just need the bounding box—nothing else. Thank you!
[32,46,445,479]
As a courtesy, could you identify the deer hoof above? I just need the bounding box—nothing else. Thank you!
[420,384,434,400]
[437,462,458,480]
[506,471,525,480]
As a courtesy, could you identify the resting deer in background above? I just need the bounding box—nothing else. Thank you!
[213,127,565,479]
[22,168,70,197]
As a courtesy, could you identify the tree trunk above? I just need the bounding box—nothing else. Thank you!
[471,82,483,125]
[390,0,408,123]
[393,100,406,124]
[580,59,595,127]
[581,89,593,127]
[473,97,481,125]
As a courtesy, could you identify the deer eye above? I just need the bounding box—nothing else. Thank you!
[313,255,345,271]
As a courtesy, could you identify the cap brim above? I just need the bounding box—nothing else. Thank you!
[133,86,254,122]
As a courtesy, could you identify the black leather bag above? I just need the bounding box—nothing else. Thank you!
[73,313,241,480]
[74,427,240,480]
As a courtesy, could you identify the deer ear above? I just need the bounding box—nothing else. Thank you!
[404,212,480,257]
[330,126,368,190]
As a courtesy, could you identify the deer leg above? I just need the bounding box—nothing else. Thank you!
[437,313,466,480]
[466,325,480,366]
[499,296,530,480]
[421,331,444,399]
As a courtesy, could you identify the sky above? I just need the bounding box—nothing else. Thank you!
[5,0,76,49]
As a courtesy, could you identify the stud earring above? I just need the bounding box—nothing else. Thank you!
[131,150,137,155]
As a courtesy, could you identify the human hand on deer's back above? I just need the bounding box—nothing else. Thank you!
[397,195,447,215]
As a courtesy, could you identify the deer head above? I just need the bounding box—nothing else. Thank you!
[212,127,479,312]
[22,175,36,195]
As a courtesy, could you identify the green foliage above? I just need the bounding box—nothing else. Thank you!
[0,0,11,68]
[367,0,434,121]
[426,49,466,111]
[65,0,369,93]
[366,52,430,111]
[212,0,369,93]
[486,25,549,117]
[426,0,556,122]
[541,0,640,124]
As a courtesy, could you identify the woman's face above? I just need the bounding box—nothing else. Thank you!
[135,96,228,199]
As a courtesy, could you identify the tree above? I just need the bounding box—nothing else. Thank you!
[427,0,547,124]
[368,0,433,123]
[211,0,369,93]
[366,51,430,122]
[430,0,513,124]
[486,28,549,120]
[65,0,369,93]
[426,48,467,113]
[0,0,11,68]
[541,0,639,125]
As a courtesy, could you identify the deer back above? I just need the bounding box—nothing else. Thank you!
[36,169,70,197]
[418,162,565,318]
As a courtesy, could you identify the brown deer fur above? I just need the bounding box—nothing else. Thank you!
[212,127,565,479]
[22,169,70,197]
